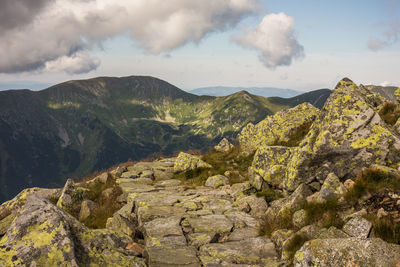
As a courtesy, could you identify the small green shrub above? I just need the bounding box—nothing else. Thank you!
[345,168,400,202]
[256,188,283,202]
[302,198,343,228]
[379,102,400,125]
[285,234,309,260]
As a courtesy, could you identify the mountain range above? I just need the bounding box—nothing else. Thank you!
[189,86,303,98]
[0,76,333,202]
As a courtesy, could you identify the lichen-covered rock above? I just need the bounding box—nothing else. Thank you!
[0,194,145,266]
[395,87,400,103]
[284,78,400,191]
[239,102,319,153]
[343,216,372,238]
[174,152,212,172]
[199,236,278,265]
[187,214,233,234]
[143,216,186,248]
[205,175,229,189]
[214,138,234,153]
[145,246,201,266]
[78,199,99,221]
[294,238,400,267]
[317,173,347,202]
[234,195,268,218]
[292,209,307,229]
[250,146,294,188]
[56,179,88,212]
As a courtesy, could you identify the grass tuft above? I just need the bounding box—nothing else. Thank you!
[379,102,400,125]
[345,168,400,203]
[285,234,309,260]
[372,217,400,244]
[302,198,343,228]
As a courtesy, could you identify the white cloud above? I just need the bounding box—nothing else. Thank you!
[233,12,304,69]
[368,21,400,51]
[0,0,259,74]
[44,53,100,75]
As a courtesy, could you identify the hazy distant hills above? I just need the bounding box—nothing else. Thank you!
[189,86,302,98]
[0,81,52,91]
[0,76,332,202]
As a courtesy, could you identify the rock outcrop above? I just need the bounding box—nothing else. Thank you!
[0,194,145,266]
[239,102,319,153]
[174,152,212,172]
[251,78,400,191]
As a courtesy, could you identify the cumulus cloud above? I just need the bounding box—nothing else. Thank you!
[0,0,259,74]
[0,0,53,34]
[233,13,304,69]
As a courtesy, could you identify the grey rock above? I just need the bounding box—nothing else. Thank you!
[343,216,372,238]
[294,238,400,267]
[205,175,230,189]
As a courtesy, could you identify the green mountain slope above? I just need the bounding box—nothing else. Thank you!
[0,76,330,202]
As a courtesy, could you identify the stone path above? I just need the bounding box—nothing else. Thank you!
[114,160,280,266]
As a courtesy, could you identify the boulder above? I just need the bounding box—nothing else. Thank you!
[343,216,372,238]
[199,236,278,265]
[395,87,400,103]
[250,146,294,189]
[238,102,319,154]
[214,138,234,153]
[78,199,99,221]
[317,173,347,202]
[145,246,200,266]
[0,194,145,266]
[294,238,400,267]
[205,175,229,189]
[56,179,88,212]
[284,78,400,191]
[186,214,233,234]
[292,209,307,229]
[174,152,212,172]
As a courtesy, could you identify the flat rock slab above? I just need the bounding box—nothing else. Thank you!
[144,216,186,247]
[343,216,372,238]
[146,246,201,267]
[200,236,277,265]
[137,205,186,225]
[187,214,233,233]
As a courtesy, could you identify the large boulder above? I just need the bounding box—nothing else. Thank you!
[294,238,400,267]
[57,179,88,212]
[205,175,229,189]
[0,194,145,266]
[238,102,319,153]
[174,152,212,172]
[254,78,400,191]
[250,146,294,188]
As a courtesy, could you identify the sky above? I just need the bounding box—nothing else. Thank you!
[0,0,399,92]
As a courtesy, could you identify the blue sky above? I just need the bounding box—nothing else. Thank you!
[0,0,399,91]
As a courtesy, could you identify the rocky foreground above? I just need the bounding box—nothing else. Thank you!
[1,78,400,266]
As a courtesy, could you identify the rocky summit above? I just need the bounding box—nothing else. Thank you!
[1,78,400,266]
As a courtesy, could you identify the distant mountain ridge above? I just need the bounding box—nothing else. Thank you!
[0,75,331,203]
[189,86,302,98]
